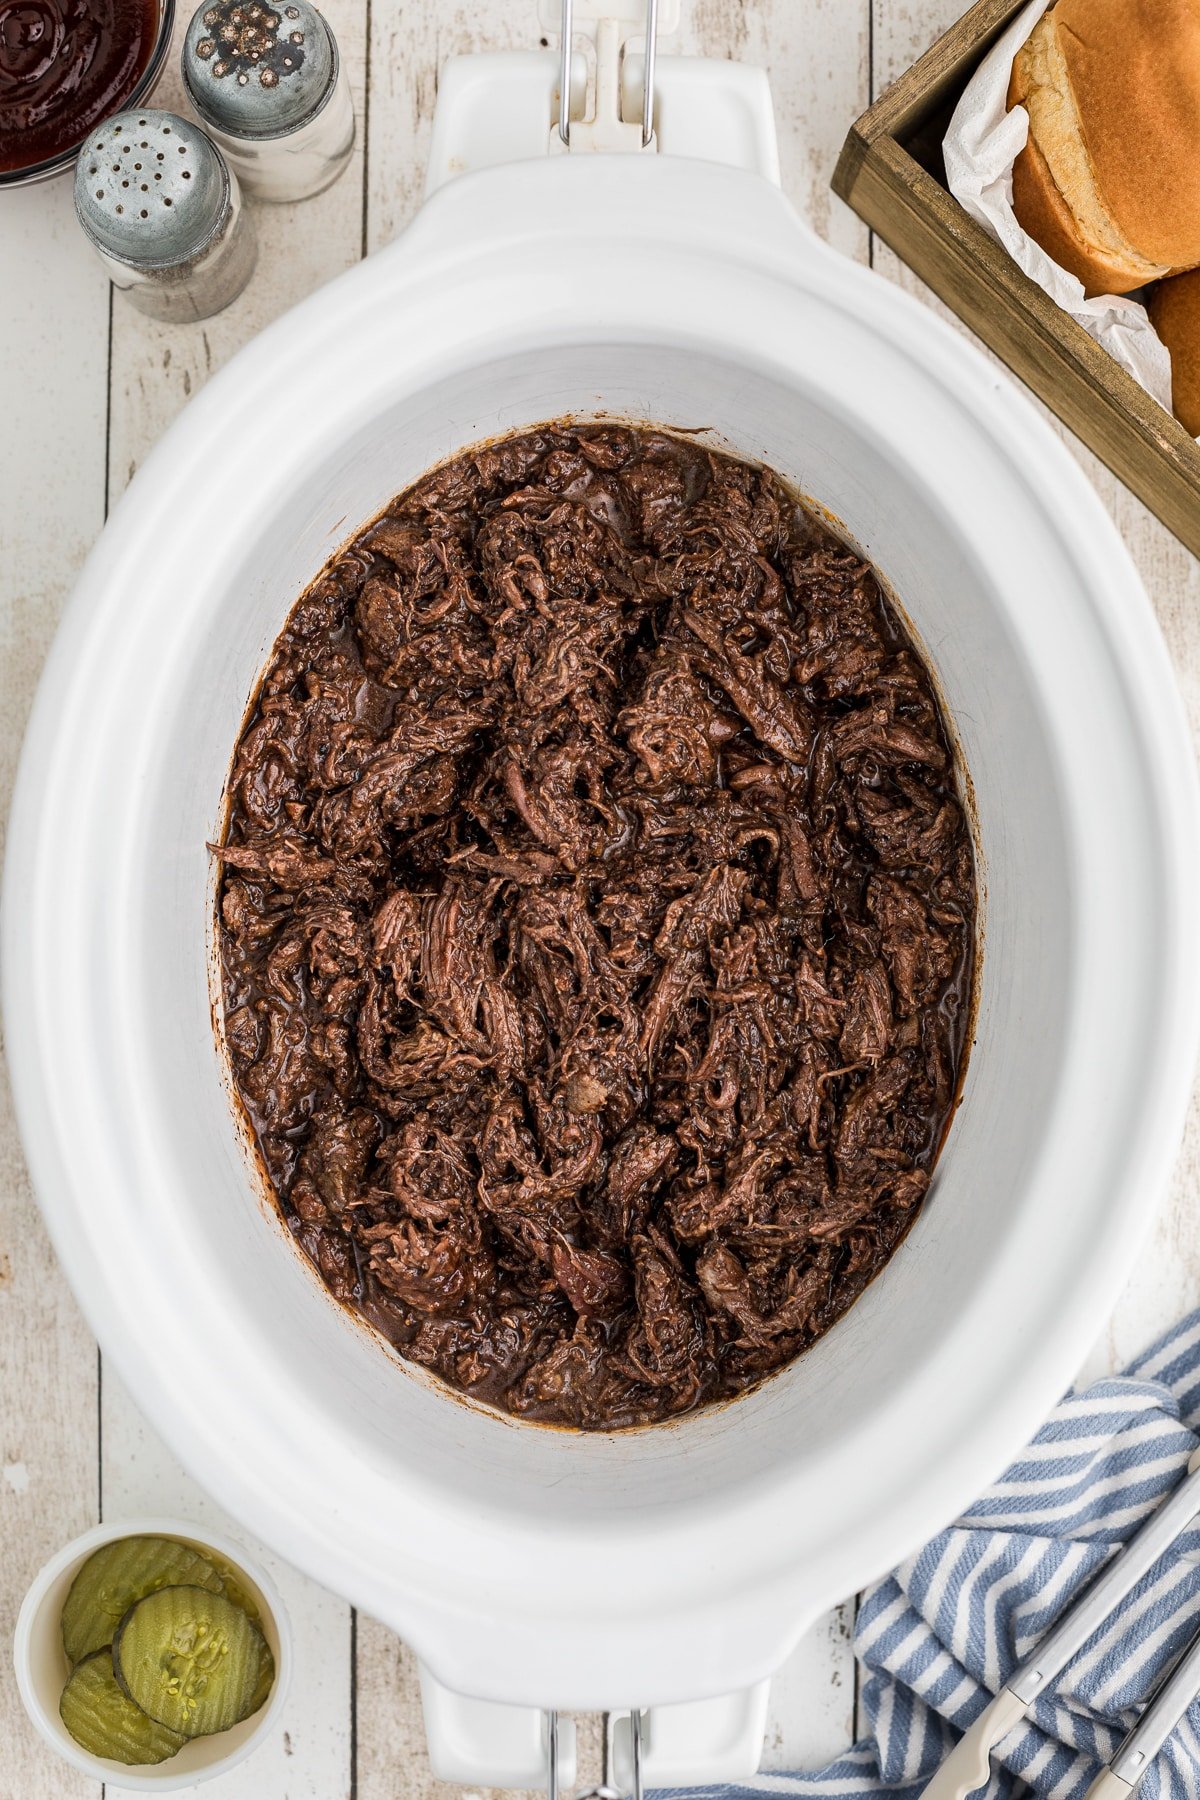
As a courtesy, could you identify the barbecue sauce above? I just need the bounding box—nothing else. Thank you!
[0,0,157,173]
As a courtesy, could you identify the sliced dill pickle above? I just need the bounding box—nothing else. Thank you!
[206,1554,262,1626]
[202,1555,276,1708]
[59,1649,186,1765]
[250,1628,275,1713]
[62,1535,225,1665]
[113,1585,269,1737]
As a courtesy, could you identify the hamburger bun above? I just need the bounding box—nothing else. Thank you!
[1149,270,1200,436]
[1008,0,1200,296]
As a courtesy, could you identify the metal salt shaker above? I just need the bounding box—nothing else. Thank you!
[181,0,354,202]
[74,110,257,322]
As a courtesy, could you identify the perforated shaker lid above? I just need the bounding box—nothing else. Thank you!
[182,0,335,139]
[74,111,231,268]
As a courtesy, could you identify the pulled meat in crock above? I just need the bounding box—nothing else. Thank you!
[216,424,976,1430]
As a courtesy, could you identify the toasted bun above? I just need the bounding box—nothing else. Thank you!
[1007,1,1200,294]
[1150,270,1200,436]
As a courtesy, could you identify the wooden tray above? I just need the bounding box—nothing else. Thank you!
[832,0,1200,557]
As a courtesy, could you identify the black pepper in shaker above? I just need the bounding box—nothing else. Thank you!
[181,0,354,202]
[74,111,257,322]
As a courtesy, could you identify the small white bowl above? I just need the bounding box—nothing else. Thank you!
[13,1516,292,1791]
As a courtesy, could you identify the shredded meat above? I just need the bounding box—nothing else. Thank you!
[216,424,976,1430]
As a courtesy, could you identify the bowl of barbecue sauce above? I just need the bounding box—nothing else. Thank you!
[0,0,174,186]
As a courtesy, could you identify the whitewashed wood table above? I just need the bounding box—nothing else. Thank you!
[3,1,1199,1795]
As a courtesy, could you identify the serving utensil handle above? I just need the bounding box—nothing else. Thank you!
[1104,1611,1200,1791]
[919,1689,1028,1800]
[1009,1451,1200,1706]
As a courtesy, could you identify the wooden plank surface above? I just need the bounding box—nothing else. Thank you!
[0,175,110,1800]
[106,0,369,494]
[1,0,1197,1794]
[98,3,370,1796]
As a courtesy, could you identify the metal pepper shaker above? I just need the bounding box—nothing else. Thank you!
[181,0,354,202]
[74,110,257,322]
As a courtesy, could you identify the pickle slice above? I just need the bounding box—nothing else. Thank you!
[249,1629,276,1715]
[196,1555,275,1706]
[62,1535,225,1665]
[60,1649,187,1765]
[206,1554,262,1626]
[113,1585,269,1737]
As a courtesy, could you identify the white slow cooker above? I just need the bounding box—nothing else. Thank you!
[5,35,1200,1791]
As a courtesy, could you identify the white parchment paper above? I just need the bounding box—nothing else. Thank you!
[942,0,1173,410]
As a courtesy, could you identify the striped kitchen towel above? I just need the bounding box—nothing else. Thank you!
[672,1311,1200,1800]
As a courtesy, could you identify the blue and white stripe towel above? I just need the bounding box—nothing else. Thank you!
[673,1311,1200,1800]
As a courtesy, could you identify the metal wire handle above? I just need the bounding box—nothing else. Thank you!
[639,0,658,146]
[630,1708,645,1800]
[544,1709,645,1800]
[558,0,573,143]
[547,1710,561,1800]
[558,0,660,147]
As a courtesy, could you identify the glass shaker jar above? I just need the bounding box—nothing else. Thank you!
[74,109,257,321]
[181,0,354,202]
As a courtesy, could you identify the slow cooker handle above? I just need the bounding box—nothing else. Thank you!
[420,1664,772,1790]
[424,0,781,197]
